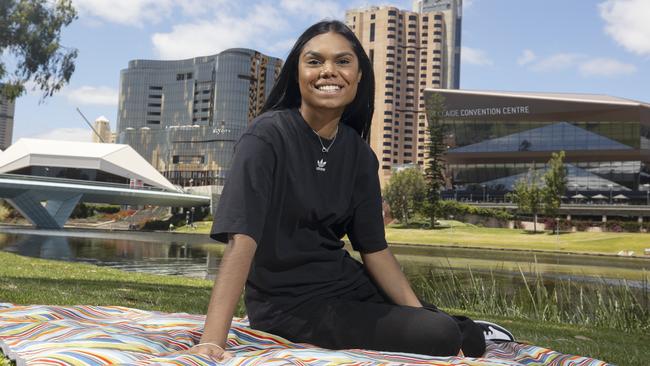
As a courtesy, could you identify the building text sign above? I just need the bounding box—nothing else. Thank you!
[444,105,531,117]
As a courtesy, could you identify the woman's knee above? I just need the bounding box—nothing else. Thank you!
[402,309,462,356]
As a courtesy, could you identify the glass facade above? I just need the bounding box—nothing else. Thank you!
[0,87,15,150]
[117,49,282,187]
[426,90,650,201]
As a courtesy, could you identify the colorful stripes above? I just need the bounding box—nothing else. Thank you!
[0,303,612,366]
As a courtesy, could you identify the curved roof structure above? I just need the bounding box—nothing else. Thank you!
[0,138,179,192]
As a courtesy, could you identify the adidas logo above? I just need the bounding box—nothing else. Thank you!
[316,159,327,172]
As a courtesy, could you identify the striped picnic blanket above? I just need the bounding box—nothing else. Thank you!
[0,303,612,366]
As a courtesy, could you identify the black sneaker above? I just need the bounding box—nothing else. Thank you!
[475,320,515,342]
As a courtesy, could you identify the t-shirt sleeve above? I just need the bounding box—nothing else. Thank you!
[210,133,275,244]
[347,150,388,253]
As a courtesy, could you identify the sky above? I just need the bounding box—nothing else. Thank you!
[9,0,650,143]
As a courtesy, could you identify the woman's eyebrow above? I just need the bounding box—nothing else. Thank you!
[303,51,355,58]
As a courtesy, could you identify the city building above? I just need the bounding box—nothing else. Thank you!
[91,116,115,143]
[0,89,15,150]
[412,0,462,89]
[346,3,461,185]
[425,89,650,203]
[117,48,282,187]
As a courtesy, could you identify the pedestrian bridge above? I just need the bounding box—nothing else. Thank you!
[0,173,210,229]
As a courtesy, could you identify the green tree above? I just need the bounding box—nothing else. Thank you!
[383,167,426,225]
[543,151,568,217]
[420,92,447,227]
[0,0,78,100]
[509,168,544,232]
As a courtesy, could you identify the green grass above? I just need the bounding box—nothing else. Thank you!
[386,223,650,255]
[0,251,647,365]
[176,220,650,255]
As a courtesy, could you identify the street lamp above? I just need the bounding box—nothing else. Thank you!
[190,207,195,228]
[608,184,613,204]
[481,184,487,202]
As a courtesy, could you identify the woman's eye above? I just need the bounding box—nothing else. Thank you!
[337,59,351,65]
[306,59,321,65]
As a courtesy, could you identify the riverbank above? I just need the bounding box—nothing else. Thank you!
[173,220,650,256]
[0,251,646,365]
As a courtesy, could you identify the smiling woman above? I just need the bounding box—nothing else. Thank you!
[180,20,504,361]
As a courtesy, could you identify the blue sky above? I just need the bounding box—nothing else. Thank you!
[10,0,650,143]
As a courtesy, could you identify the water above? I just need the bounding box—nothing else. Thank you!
[0,227,648,289]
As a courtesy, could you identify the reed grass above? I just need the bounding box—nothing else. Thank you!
[408,263,650,332]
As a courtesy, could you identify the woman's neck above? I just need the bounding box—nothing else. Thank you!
[299,106,342,139]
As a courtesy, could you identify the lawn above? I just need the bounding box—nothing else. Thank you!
[386,221,650,255]
[175,220,650,255]
[0,251,647,365]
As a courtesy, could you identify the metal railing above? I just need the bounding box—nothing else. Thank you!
[0,173,179,193]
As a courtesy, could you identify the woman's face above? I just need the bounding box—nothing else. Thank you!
[298,31,362,115]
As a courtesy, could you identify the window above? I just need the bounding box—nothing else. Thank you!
[408,15,416,20]
[202,90,210,94]
[434,15,442,20]
[147,103,161,107]
[369,49,374,64]
[371,13,375,19]
[388,10,397,16]
[186,72,193,79]
[146,120,160,125]
[148,94,162,99]
[147,111,161,116]
[149,86,162,90]
[370,23,375,42]
[423,16,428,22]
[176,73,185,81]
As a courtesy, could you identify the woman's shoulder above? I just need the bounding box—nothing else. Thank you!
[245,109,294,142]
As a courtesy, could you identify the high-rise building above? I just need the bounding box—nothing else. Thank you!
[92,116,113,143]
[346,4,461,184]
[413,0,462,89]
[0,89,15,150]
[117,48,282,187]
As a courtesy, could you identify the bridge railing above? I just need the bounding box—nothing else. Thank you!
[0,173,180,193]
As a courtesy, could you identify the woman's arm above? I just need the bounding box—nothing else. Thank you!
[187,233,257,360]
[361,248,422,308]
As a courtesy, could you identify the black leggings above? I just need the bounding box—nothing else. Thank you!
[255,284,486,357]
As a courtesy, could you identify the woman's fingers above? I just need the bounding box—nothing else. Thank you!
[162,346,234,362]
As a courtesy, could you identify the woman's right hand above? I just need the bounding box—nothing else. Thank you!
[177,343,234,362]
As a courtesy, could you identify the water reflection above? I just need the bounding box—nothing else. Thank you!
[0,228,648,289]
[0,230,223,280]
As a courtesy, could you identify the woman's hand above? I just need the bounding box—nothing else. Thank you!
[172,342,234,362]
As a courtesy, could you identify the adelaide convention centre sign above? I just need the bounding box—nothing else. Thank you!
[444,105,531,117]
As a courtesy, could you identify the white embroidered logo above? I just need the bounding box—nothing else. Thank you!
[316,159,327,172]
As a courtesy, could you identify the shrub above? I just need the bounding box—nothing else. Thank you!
[93,205,120,214]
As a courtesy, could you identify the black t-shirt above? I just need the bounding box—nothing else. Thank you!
[210,108,387,328]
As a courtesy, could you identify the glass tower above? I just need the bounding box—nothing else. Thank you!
[117,48,282,187]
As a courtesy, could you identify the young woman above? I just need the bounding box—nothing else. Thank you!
[184,20,512,362]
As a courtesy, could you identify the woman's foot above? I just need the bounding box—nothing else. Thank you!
[474,320,515,343]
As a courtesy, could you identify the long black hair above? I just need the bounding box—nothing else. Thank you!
[261,20,375,143]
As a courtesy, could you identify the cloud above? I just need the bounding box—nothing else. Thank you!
[461,47,493,66]
[151,4,289,59]
[280,0,344,19]
[72,0,174,26]
[578,58,637,77]
[528,53,582,72]
[65,86,118,106]
[517,49,536,66]
[30,128,91,142]
[599,0,650,56]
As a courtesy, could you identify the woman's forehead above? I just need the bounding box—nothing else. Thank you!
[301,32,355,56]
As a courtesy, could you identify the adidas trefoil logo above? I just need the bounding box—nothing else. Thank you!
[316,159,327,172]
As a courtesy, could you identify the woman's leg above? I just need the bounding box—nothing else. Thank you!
[266,298,463,357]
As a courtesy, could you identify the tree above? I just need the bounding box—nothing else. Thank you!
[0,0,78,100]
[509,168,544,232]
[543,151,567,217]
[420,92,447,227]
[383,167,426,225]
